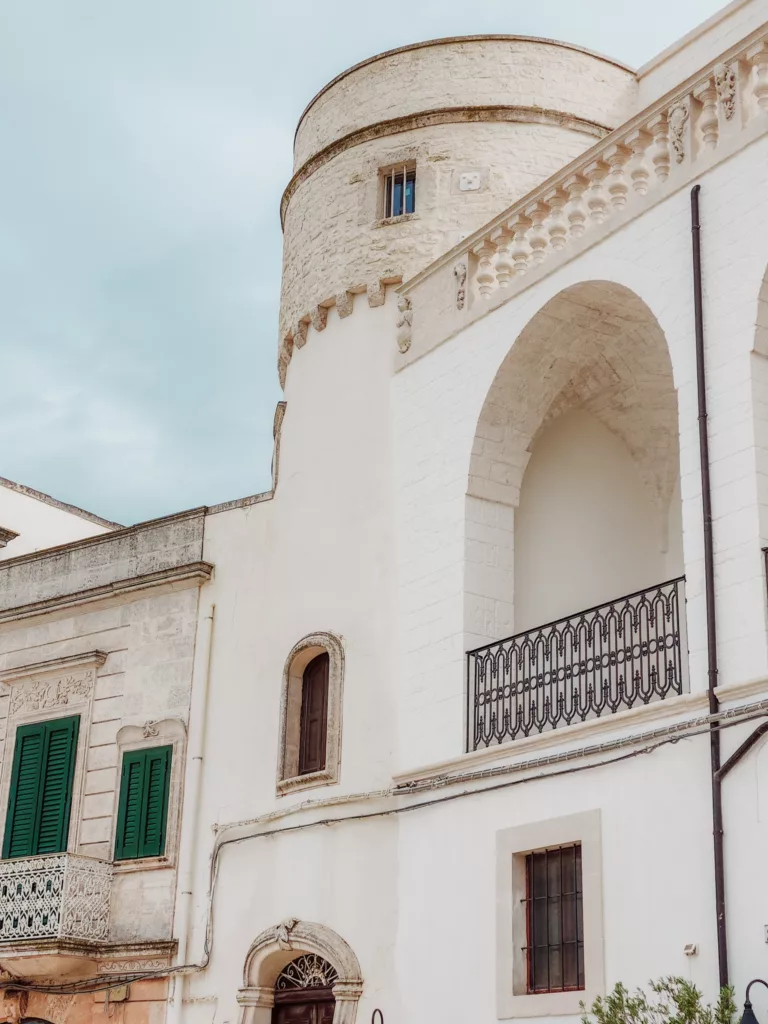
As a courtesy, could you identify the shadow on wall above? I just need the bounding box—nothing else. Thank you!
[466,279,684,642]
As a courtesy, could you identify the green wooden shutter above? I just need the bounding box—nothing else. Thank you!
[115,746,172,860]
[3,716,79,859]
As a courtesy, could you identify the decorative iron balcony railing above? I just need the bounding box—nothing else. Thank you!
[0,853,112,943]
[467,577,687,751]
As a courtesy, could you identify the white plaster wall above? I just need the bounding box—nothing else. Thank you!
[197,293,398,825]
[636,0,768,108]
[0,481,114,561]
[393,135,768,771]
[514,409,682,632]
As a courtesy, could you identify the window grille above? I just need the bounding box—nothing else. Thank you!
[523,844,584,994]
[383,167,416,218]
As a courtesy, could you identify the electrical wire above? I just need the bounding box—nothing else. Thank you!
[3,698,767,996]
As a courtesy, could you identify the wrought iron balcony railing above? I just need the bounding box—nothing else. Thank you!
[0,853,112,944]
[467,577,687,751]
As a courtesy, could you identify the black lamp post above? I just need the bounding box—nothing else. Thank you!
[740,980,768,1024]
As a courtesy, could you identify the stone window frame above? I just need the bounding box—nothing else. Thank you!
[355,142,427,230]
[0,651,106,857]
[111,718,186,873]
[276,633,344,797]
[378,160,417,223]
[496,809,604,1019]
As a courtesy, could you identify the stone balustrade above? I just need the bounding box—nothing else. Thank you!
[403,29,768,331]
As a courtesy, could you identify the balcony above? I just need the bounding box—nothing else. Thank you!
[467,577,687,751]
[0,853,112,974]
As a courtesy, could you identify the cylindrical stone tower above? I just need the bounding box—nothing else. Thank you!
[278,35,636,384]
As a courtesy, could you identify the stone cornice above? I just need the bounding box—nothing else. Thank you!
[281,104,613,227]
[0,506,206,570]
[0,526,19,548]
[294,34,635,144]
[0,650,108,684]
[0,562,214,625]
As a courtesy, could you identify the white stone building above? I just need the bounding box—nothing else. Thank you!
[2,4,768,1024]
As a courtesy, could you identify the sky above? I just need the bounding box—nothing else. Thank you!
[0,0,726,526]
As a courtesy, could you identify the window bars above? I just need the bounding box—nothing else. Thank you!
[467,577,686,750]
[523,844,584,993]
[384,167,415,218]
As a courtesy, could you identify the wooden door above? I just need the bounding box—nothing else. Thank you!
[273,1000,334,1024]
[298,653,329,775]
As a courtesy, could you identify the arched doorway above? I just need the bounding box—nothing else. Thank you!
[238,918,363,1024]
[273,954,337,1023]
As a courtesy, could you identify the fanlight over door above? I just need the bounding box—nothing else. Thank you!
[272,953,337,1024]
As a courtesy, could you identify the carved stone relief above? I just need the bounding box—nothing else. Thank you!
[454,261,467,310]
[396,295,413,353]
[668,103,689,163]
[9,671,94,717]
[714,63,737,120]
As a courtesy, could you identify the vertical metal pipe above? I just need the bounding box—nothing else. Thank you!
[691,184,727,987]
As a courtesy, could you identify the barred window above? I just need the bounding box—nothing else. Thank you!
[383,166,415,218]
[524,843,584,993]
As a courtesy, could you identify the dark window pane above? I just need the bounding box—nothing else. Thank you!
[393,179,403,217]
[525,845,584,994]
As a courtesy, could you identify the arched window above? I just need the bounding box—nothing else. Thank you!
[274,953,338,1024]
[277,634,344,796]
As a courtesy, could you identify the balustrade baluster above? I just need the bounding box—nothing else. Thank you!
[473,239,497,298]
[492,227,515,287]
[525,201,550,264]
[544,187,568,250]
[563,174,588,238]
[648,113,671,183]
[605,144,631,210]
[694,77,719,150]
[748,42,768,115]
[510,215,532,276]
[626,128,652,195]
[584,160,610,223]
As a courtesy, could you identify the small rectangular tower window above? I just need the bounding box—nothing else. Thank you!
[523,844,584,993]
[383,167,416,218]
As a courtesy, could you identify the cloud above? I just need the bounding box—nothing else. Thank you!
[0,0,726,524]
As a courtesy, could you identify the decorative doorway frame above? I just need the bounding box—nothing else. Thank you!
[237,919,363,1024]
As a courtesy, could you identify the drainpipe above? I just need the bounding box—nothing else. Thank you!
[168,602,216,1024]
[691,185,727,988]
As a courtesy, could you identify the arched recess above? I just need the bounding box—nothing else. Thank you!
[237,919,363,1024]
[465,280,684,645]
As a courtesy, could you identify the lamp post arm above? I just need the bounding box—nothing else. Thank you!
[746,980,768,1004]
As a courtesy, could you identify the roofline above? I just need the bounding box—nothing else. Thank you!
[294,34,636,146]
[0,476,123,530]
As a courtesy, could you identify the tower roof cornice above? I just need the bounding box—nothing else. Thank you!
[294,34,636,145]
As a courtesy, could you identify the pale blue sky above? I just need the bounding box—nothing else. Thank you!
[0,0,724,525]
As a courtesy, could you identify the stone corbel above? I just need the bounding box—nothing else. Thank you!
[335,291,354,319]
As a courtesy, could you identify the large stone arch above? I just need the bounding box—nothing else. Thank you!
[464,279,682,646]
[238,919,363,1024]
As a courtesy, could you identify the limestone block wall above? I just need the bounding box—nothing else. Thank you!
[278,36,637,378]
[0,510,210,946]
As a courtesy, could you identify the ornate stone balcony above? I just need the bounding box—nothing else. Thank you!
[399,25,768,358]
[0,854,112,975]
[0,853,112,943]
